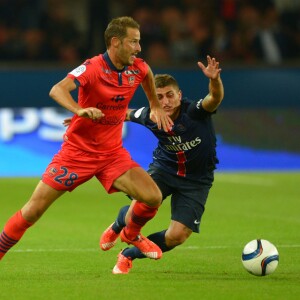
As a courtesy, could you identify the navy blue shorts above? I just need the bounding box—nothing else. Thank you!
[148,165,214,233]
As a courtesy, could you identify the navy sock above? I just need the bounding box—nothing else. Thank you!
[112,205,129,233]
[147,230,173,252]
[122,230,173,260]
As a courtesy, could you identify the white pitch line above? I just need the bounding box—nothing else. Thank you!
[10,244,300,253]
[11,248,99,253]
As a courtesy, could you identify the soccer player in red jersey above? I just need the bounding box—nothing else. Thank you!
[0,16,173,262]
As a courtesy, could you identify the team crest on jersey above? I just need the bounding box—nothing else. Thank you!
[69,65,86,77]
[128,76,135,86]
[175,124,186,133]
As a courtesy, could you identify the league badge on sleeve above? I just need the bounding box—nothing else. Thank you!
[69,65,87,77]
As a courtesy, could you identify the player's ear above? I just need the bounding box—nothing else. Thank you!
[111,37,121,48]
[178,90,183,100]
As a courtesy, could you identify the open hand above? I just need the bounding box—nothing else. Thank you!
[197,55,222,80]
[150,106,173,132]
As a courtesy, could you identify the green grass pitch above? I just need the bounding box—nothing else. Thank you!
[0,173,299,300]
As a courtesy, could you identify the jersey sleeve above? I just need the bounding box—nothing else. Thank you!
[187,99,216,120]
[67,60,95,87]
[129,107,151,125]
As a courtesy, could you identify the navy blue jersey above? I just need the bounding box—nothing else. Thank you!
[129,98,219,181]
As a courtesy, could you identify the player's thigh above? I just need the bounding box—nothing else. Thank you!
[113,167,162,205]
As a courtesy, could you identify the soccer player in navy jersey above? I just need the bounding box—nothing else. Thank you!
[100,55,224,274]
[0,16,173,262]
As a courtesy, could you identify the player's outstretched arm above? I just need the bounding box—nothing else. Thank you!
[198,55,224,112]
[49,77,104,120]
[141,68,173,132]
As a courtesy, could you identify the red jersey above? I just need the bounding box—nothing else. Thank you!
[66,52,149,153]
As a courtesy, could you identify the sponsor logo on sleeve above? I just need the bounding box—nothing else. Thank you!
[69,65,87,77]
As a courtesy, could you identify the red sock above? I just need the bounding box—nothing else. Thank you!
[124,202,159,240]
[0,210,33,260]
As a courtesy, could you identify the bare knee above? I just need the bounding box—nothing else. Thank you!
[113,168,162,207]
[165,232,187,248]
[22,206,40,223]
[165,225,192,248]
[138,186,162,207]
[142,191,162,207]
[21,198,49,222]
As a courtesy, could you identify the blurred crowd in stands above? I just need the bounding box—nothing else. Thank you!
[0,0,299,67]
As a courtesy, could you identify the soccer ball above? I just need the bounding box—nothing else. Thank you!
[241,239,279,276]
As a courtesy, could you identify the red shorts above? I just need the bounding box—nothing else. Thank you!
[42,143,140,193]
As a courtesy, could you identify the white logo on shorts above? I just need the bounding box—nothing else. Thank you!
[134,107,146,118]
[194,220,200,225]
